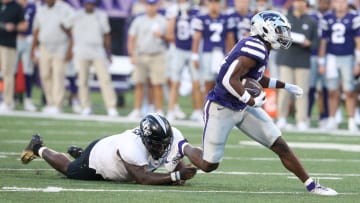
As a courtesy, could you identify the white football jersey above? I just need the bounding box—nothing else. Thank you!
[88,127,184,181]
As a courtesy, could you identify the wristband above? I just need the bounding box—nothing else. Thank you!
[356,50,360,64]
[170,171,181,182]
[239,90,251,103]
[191,53,199,61]
[317,57,325,65]
[268,78,277,88]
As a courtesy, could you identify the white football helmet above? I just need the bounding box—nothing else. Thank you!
[250,10,292,49]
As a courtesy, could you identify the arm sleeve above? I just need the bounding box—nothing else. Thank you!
[165,4,178,19]
[191,17,203,32]
[32,12,39,31]
[128,17,139,36]
[61,5,75,29]
[100,12,111,34]
[320,18,329,39]
[352,15,360,37]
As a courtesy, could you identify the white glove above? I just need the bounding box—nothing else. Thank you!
[252,91,267,107]
[285,83,303,98]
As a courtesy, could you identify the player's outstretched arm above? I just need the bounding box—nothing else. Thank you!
[122,159,197,185]
[259,76,303,97]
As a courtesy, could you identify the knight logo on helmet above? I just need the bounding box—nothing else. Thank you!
[139,114,173,160]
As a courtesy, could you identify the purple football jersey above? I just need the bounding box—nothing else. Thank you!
[228,10,253,42]
[19,3,36,36]
[192,13,231,52]
[321,10,360,55]
[207,36,269,111]
[174,8,199,50]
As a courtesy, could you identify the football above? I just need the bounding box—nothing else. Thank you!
[242,77,263,97]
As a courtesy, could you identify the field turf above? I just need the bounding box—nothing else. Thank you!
[0,113,360,203]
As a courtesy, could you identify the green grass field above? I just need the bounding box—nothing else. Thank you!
[0,114,360,203]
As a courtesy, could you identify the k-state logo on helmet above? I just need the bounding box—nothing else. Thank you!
[260,13,284,23]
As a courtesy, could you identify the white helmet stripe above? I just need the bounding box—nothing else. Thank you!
[149,113,167,133]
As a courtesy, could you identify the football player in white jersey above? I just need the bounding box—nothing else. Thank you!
[20,114,197,185]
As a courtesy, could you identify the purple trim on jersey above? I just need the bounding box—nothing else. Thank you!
[202,100,211,150]
[321,11,360,55]
[194,13,230,52]
[207,37,268,111]
[19,3,36,36]
[175,9,199,50]
[177,139,187,157]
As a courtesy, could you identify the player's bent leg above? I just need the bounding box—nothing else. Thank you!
[185,101,234,172]
[183,145,219,172]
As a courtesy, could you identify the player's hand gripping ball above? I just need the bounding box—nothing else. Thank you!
[242,77,263,97]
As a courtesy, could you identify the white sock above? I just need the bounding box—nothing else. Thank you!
[38,147,48,158]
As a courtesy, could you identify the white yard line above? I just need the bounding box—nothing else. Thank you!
[0,186,358,195]
[197,171,360,177]
[239,141,360,152]
[0,128,92,136]
[222,157,360,163]
[287,176,342,180]
[3,140,90,145]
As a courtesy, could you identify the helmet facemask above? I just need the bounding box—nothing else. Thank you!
[142,134,172,160]
[274,26,292,49]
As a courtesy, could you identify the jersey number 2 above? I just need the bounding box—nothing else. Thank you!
[331,23,346,44]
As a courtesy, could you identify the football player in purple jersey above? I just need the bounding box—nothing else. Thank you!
[318,0,360,131]
[177,10,338,195]
[227,0,254,48]
[308,0,330,128]
[191,0,233,107]
[165,0,203,122]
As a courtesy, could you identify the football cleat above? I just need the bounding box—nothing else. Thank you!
[67,145,83,159]
[307,179,338,196]
[20,134,44,164]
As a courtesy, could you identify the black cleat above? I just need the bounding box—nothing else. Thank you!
[67,145,83,159]
[20,134,44,164]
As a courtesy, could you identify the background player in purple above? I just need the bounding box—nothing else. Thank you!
[165,0,203,122]
[178,10,337,196]
[191,0,232,103]
[16,0,37,112]
[308,0,330,129]
[318,0,360,131]
[227,0,253,48]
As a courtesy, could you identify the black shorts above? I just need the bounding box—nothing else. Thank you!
[66,139,104,180]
